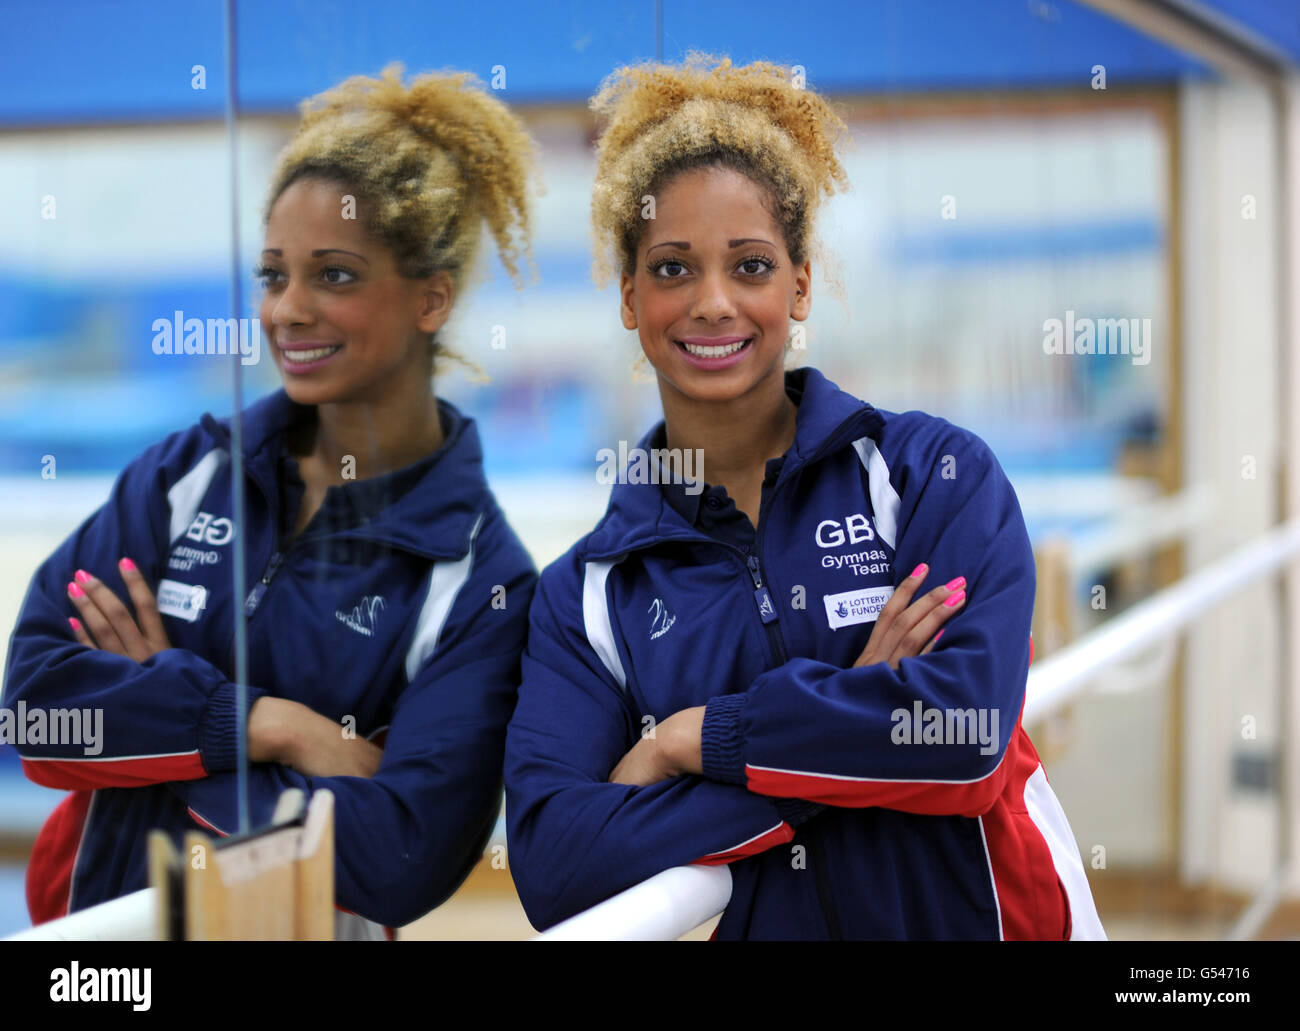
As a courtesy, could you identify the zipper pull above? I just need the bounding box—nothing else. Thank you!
[747,554,778,625]
[244,551,284,617]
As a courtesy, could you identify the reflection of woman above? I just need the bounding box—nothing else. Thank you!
[505,54,1104,939]
[5,64,539,936]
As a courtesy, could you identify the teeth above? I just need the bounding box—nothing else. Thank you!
[282,345,341,363]
[682,339,749,357]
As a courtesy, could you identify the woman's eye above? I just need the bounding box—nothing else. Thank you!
[253,265,356,288]
[650,259,687,279]
[738,256,775,275]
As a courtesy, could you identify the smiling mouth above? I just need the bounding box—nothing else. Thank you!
[675,338,752,358]
[280,344,342,364]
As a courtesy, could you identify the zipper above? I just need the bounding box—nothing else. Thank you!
[244,550,285,618]
[225,543,285,678]
[745,554,784,659]
[744,515,843,940]
[808,822,842,939]
[220,453,275,678]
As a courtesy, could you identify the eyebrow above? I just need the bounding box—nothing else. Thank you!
[647,238,775,253]
[261,248,370,265]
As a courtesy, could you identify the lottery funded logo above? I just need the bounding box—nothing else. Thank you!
[823,585,894,630]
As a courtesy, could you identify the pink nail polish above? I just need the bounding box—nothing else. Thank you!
[934,629,944,642]
[945,576,965,591]
[910,563,928,579]
[119,557,135,572]
[74,569,92,586]
[944,590,966,608]
[68,582,85,599]
[68,617,81,632]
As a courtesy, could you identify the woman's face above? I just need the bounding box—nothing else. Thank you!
[620,165,811,407]
[258,176,452,408]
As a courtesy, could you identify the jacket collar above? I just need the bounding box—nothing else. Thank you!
[199,389,488,561]
[582,366,884,561]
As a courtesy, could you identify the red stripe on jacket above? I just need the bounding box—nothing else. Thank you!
[26,790,94,925]
[978,730,1072,940]
[21,751,207,790]
[694,821,794,866]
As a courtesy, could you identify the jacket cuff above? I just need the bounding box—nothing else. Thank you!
[772,797,826,827]
[701,692,748,786]
[199,682,268,773]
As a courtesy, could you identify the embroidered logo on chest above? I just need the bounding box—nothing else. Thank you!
[336,595,385,637]
[648,598,676,640]
[814,512,893,579]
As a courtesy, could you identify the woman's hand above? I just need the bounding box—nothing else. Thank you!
[248,696,384,779]
[66,558,173,662]
[608,706,705,787]
[854,563,965,670]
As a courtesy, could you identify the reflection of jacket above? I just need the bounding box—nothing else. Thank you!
[4,388,537,929]
[505,367,1104,939]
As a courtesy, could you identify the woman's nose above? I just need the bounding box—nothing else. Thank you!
[689,269,738,322]
[270,277,315,326]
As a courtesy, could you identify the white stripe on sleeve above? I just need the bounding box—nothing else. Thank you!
[851,436,900,551]
[582,560,626,691]
[1023,764,1107,940]
[404,514,484,681]
[167,448,229,546]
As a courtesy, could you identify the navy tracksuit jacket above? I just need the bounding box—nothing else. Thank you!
[3,389,536,929]
[504,367,1105,939]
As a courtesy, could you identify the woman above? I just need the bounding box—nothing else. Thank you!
[4,64,539,936]
[504,53,1105,940]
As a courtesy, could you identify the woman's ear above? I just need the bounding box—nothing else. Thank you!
[792,260,812,321]
[415,270,455,335]
[619,271,638,331]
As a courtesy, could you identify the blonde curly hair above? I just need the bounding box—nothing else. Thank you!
[263,62,539,373]
[588,51,851,289]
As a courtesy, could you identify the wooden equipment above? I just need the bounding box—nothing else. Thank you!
[147,788,335,940]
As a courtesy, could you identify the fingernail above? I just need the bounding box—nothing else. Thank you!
[910,563,928,579]
[944,590,966,608]
[74,569,92,586]
[934,629,944,642]
[119,557,135,572]
[68,617,81,632]
[68,582,85,599]
[945,576,965,591]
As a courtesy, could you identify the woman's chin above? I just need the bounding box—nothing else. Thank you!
[279,377,341,406]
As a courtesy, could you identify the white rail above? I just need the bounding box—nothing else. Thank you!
[1024,520,1300,722]
[5,888,156,941]
[534,865,732,940]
